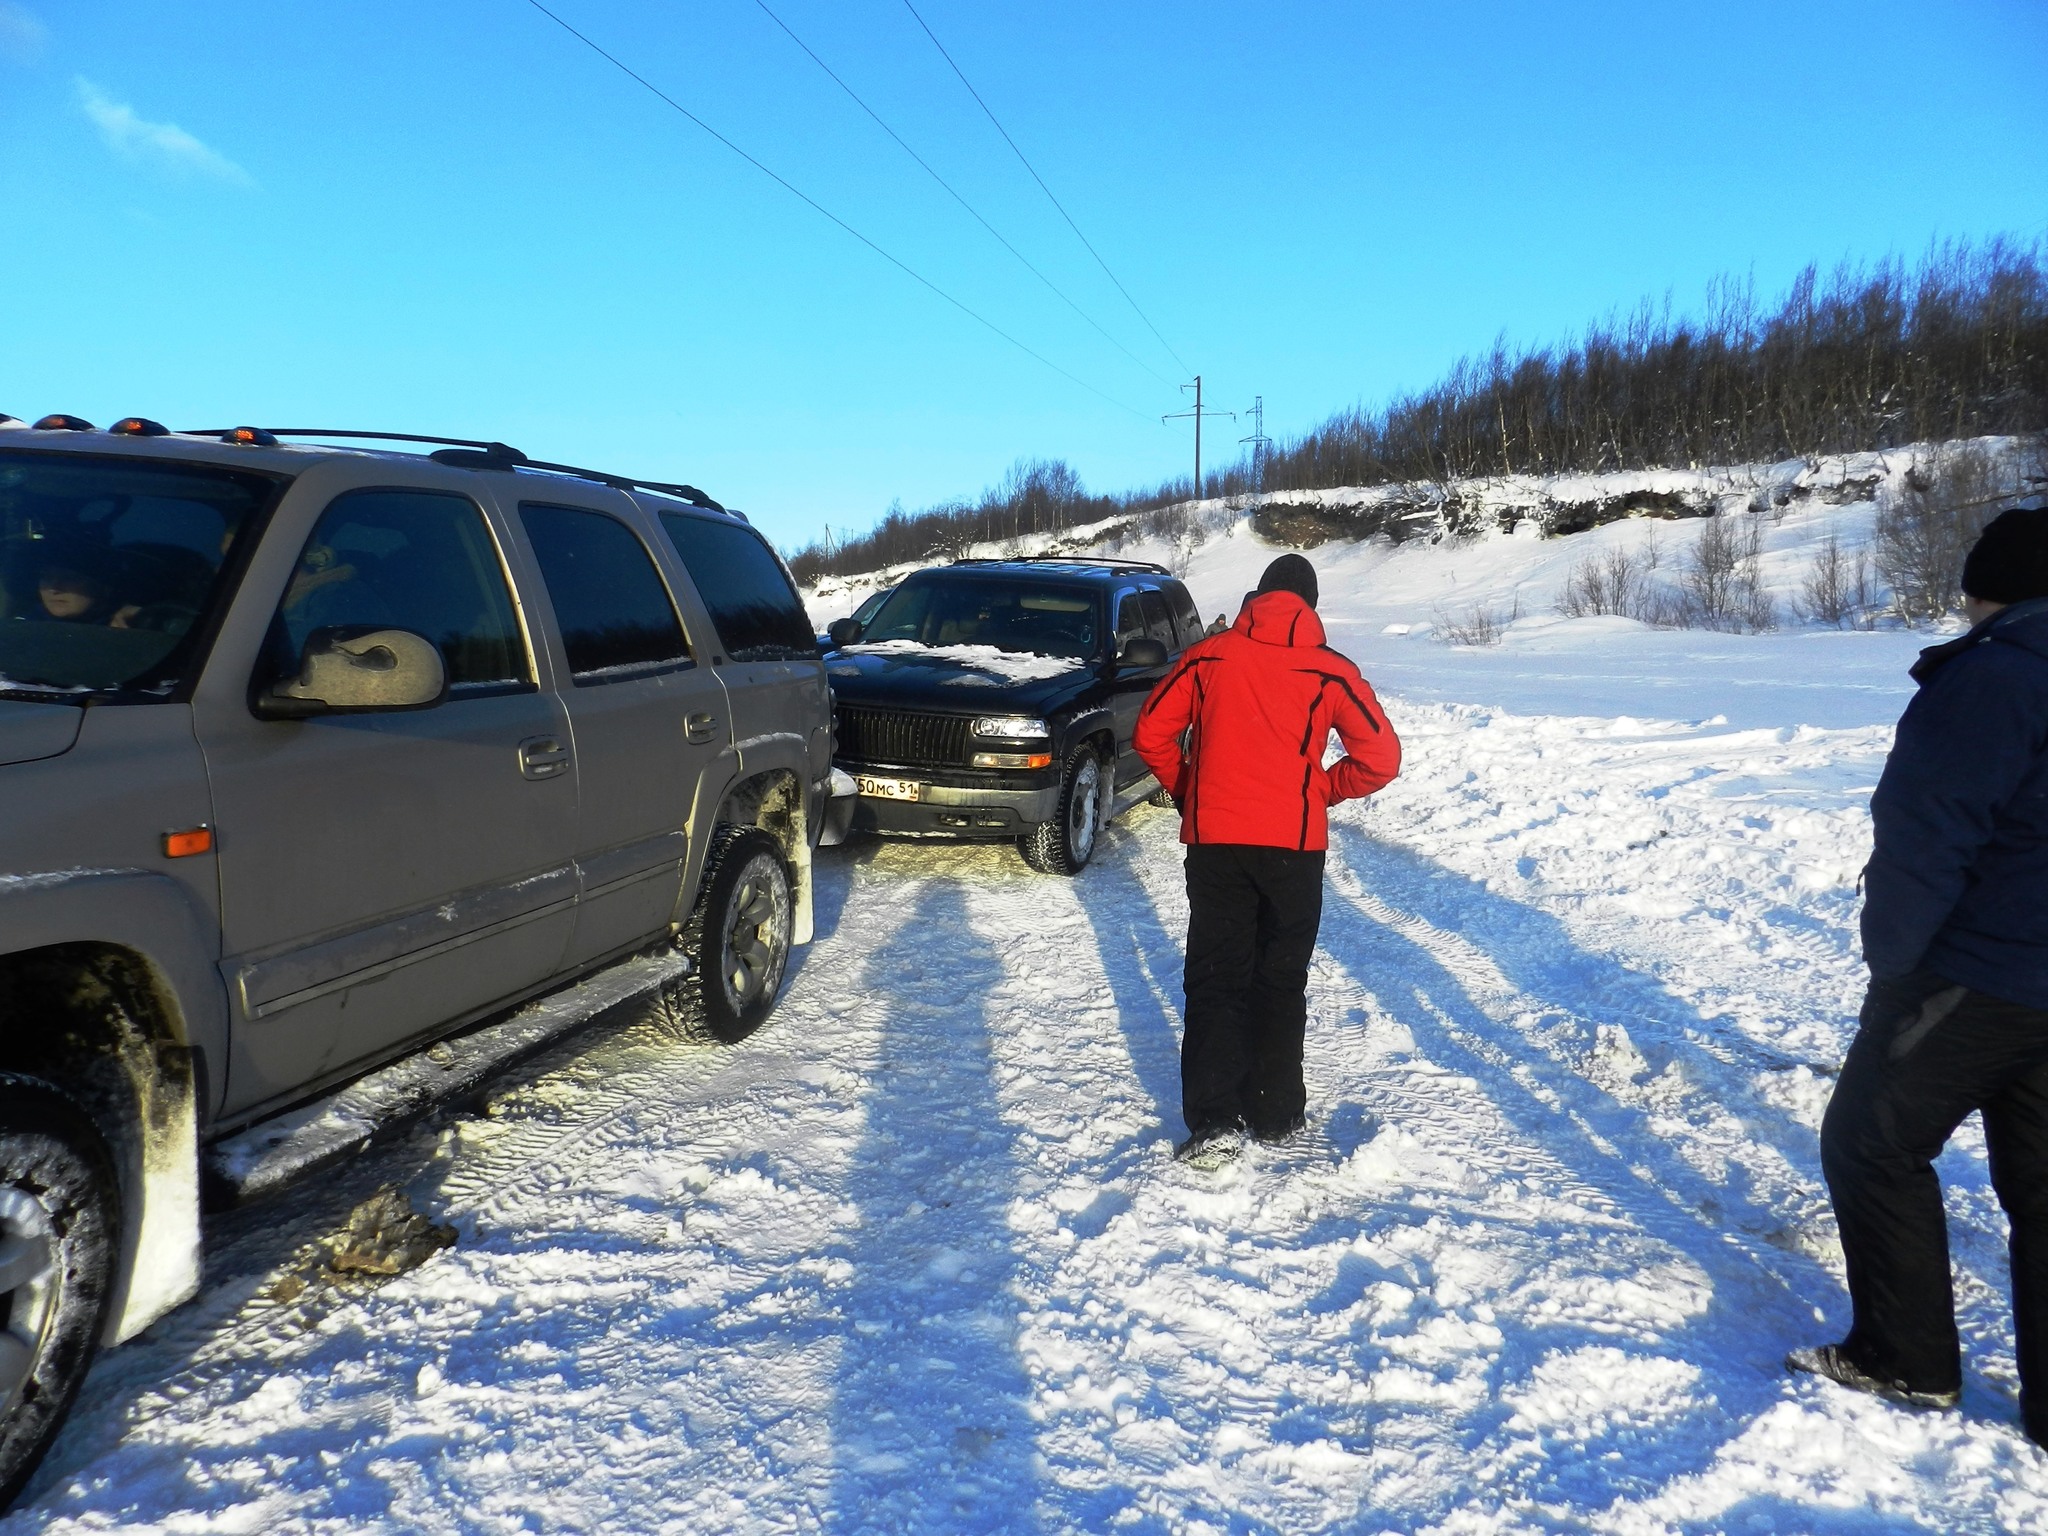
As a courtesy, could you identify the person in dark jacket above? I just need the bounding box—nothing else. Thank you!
[1790,506,2048,1444]
[1133,553,1403,1167]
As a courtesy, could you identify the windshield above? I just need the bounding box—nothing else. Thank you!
[860,579,1102,660]
[0,452,279,699]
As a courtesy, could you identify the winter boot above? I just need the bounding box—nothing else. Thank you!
[1174,1126,1244,1171]
[1786,1343,1960,1411]
[1250,1113,1306,1145]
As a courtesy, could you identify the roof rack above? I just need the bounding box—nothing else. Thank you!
[174,427,728,513]
[950,555,1173,576]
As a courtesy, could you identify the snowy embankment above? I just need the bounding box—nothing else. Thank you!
[9,450,2048,1532]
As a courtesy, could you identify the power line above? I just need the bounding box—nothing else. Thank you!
[519,0,1152,421]
[749,0,1176,392]
[900,0,1191,378]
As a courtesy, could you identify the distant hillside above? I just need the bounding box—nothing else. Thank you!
[788,238,2046,585]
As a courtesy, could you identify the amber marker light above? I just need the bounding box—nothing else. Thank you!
[162,827,214,858]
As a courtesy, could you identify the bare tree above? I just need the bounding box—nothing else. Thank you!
[1557,544,1650,618]
[1680,513,1776,631]
[1798,530,1875,626]
[1873,440,2013,622]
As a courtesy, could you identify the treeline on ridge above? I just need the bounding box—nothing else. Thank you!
[788,238,2047,584]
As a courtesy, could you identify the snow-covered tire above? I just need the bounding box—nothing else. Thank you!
[1019,746,1108,876]
[680,827,794,1044]
[0,1075,118,1512]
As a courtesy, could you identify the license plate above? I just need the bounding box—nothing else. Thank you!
[855,774,921,802]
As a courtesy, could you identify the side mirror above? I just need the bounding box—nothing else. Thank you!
[258,627,448,718]
[1117,636,1169,670]
[827,617,864,648]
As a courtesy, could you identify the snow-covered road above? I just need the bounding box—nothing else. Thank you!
[10,684,2048,1533]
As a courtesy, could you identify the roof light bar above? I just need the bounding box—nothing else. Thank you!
[32,414,94,432]
[110,417,171,437]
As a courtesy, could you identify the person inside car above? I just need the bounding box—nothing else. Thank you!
[34,559,141,629]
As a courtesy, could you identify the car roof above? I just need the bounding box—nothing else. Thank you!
[925,557,1177,586]
[0,419,743,526]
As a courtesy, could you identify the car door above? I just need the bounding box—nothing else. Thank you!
[652,507,830,813]
[1107,586,1178,789]
[194,478,580,1116]
[513,497,730,966]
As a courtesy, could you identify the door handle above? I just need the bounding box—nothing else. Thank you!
[685,712,720,745]
[518,735,571,780]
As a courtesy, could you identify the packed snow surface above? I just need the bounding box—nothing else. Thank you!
[12,477,2048,1532]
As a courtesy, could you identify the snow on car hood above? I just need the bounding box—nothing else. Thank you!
[832,641,1087,687]
[0,697,85,768]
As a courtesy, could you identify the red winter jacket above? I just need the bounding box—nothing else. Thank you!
[1133,590,1401,850]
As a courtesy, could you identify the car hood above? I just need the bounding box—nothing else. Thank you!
[0,698,85,767]
[825,642,1098,713]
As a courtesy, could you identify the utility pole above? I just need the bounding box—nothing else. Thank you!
[1164,376,1233,502]
[1239,395,1272,498]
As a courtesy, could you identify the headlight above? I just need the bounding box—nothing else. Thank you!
[972,716,1050,739]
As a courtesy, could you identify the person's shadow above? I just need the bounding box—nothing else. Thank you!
[826,877,1044,1534]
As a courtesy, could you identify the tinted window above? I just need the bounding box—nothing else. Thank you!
[1139,589,1178,651]
[271,489,529,692]
[521,503,689,683]
[0,452,275,697]
[1166,582,1203,646]
[657,513,815,663]
[863,579,1101,660]
[1114,593,1144,648]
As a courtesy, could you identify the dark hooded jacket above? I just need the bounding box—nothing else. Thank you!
[1863,596,2048,1008]
[1133,589,1401,850]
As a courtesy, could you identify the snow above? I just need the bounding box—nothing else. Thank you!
[10,451,2048,1531]
[837,639,1086,685]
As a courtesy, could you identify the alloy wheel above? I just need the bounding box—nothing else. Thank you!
[720,852,791,1012]
[0,1187,58,1409]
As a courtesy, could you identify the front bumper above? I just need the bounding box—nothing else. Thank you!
[842,774,1060,839]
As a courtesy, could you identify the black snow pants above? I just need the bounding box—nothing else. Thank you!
[1180,844,1325,1138]
[1821,969,2048,1437]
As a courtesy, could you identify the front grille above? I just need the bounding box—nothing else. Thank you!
[836,706,972,769]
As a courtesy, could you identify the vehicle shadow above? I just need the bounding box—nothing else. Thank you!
[826,878,1043,1534]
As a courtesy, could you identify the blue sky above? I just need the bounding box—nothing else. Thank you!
[2,1,2043,551]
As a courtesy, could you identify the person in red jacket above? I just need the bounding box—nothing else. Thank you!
[1134,553,1402,1166]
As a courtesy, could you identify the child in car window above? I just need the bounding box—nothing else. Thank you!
[36,562,141,628]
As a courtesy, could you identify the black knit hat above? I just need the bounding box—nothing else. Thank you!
[1256,553,1319,609]
[1962,507,2048,605]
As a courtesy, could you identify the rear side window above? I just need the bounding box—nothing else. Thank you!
[657,513,816,663]
[520,504,690,683]
[1165,582,1203,646]
[271,489,529,692]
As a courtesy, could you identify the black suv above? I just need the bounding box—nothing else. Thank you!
[821,558,1205,874]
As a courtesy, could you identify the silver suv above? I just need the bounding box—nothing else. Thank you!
[0,416,833,1502]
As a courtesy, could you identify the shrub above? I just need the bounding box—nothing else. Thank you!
[1799,531,1877,627]
[1873,439,2035,622]
[1679,512,1776,632]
